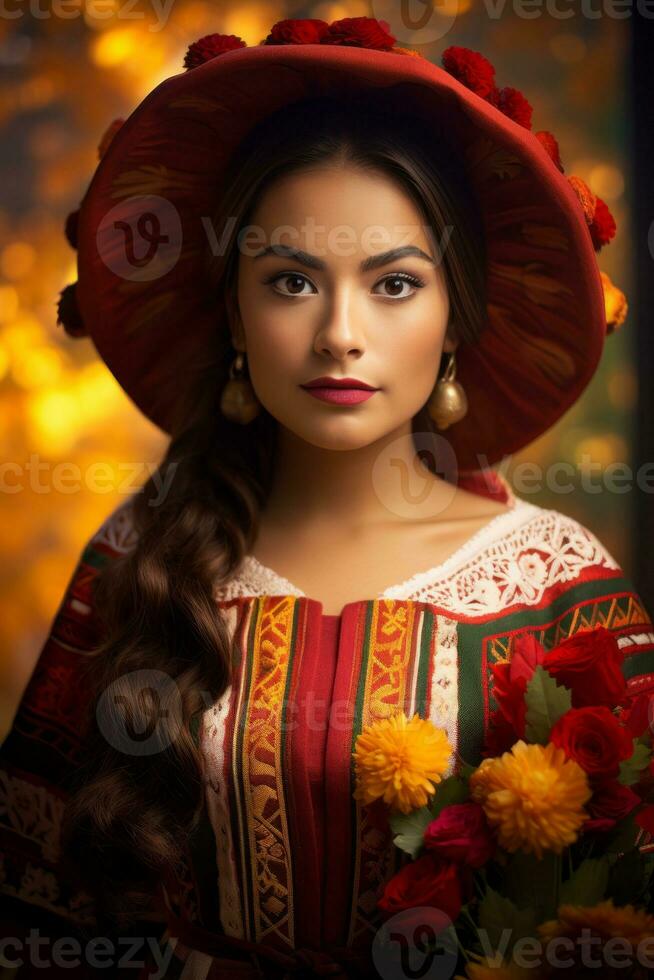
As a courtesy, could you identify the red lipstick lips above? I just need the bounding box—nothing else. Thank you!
[300,376,379,406]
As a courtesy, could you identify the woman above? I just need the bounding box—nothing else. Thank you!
[1,17,653,980]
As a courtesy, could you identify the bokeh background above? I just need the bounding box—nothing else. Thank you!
[0,3,642,738]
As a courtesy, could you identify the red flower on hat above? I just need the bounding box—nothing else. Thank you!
[493,85,533,129]
[535,130,564,172]
[568,176,617,251]
[184,33,246,70]
[441,46,496,98]
[56,283,87,339]
[590,195,617,248]
[263,18,329,44]
[321,17,396,50]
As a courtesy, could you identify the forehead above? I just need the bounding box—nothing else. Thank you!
[246,163,435,258]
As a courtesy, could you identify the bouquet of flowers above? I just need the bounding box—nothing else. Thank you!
[352,626,654,978]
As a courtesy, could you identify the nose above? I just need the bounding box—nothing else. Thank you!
[313,285,365,359]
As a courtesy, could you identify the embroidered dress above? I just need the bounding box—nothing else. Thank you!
[2,487,654,979]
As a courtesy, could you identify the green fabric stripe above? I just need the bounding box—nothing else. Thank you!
[455,576,641,766]
[414,607,433,718]
[82,542,110,570]
[623,651,654,680]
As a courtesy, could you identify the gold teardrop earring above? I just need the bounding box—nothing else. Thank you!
[427,349,468,430]
[220,350,261,424]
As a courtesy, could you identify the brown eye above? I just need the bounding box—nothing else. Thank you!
[268,273,316,296]
[373,273,425,299]
[384,277,406,296]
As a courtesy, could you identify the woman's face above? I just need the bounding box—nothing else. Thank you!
[234,162,455,451]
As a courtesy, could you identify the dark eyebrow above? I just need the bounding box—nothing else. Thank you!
[252,243,435,271]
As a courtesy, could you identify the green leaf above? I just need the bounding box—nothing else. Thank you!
[560,857,609,907]
[428,774,469,818]
[524,666,572,745]
[503,850,561,922]
[478,886,540,952]
[389,806,432,858]
[618,740,652,786]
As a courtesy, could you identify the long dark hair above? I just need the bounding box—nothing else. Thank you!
[61,93,488,930]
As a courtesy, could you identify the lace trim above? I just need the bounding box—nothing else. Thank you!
[214,499,621,615]
[215,497,538,603]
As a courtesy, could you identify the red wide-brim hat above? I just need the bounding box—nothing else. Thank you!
[60,17,627,471]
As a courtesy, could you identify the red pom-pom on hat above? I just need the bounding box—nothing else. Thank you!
[263,18,329,44]
[184,33,246,70]
[321,17,395,50]
[441,46,496,98]
[495,86,533,129]
[56,282,87,338]
[590,195,617,249]
[535,131,564,172]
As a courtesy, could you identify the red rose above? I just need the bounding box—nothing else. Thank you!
[484,711,519,757]
[322,17,396,50]
[441,46,496,98]
[489,632,545,739]
[543,627,627,708]
[263,19,329,44]
[423,803,495,868]
[377,853,462,924]
[183,34,246,71]
[584,780,640,832]
[550,706,634,779]
[618,691,653,739]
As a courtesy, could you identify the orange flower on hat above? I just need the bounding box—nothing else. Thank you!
[442,46,496,98]
[600,271,628,334]
[353,711,453,814]
[469,740,591,858]
[184,33,246,70]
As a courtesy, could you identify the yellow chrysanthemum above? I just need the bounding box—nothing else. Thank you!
[469,741,591,858]
[456,957,540,980]
[352,711,453,814]
[538,898,654,945]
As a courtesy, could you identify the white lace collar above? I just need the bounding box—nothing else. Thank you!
[215,496,542,603]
